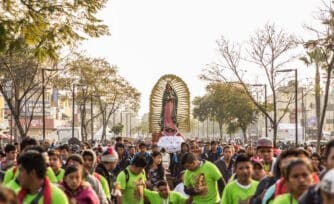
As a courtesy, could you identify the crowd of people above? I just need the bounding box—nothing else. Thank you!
[0,136,333,203]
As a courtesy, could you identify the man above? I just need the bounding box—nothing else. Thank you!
[222,154,259,204]
[59,144,71,167]
[95,148,118,196]
[128,145,136,161]
[207,141,220,163]
[133,142,150,162]
[48,149,64,182]
[116,156,147,204]
[0,144,17,171]
[144,180,188,203]
[299,169,334,204]
[3,137,38,185]
[299,139,334,204]
[215,145,234,182]
[251,158,266,181]
[182,152,224,204]
[151,144,159,153]
[256,138,276,175]
[17,151,68,203]
[113,143,130,176]
[83,149,111,203]
[170,142,189,177]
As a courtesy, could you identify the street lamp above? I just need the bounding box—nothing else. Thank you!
[72,83,86,139]
[251,84,268,137]
[277,69,298,147]
[42,68,62,140]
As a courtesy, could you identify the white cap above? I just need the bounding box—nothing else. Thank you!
[100,147,118,163]
[318,169,334,194]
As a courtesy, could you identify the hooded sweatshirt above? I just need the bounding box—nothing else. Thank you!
[82,149,110,204]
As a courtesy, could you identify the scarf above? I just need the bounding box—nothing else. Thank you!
[18,177,52,204]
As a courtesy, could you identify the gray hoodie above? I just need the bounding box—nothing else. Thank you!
[82,150,108,204]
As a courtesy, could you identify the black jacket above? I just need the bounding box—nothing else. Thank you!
[95,163,114,191]
[298,185,322,204]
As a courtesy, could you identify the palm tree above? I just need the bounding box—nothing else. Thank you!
[300,48,326,151]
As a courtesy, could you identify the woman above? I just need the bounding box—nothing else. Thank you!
[60,165,100,204]
[311,152,325,175]
[272,159,314,204]
[145,151,166,190]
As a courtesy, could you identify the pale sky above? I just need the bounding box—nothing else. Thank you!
[81,0,321,116]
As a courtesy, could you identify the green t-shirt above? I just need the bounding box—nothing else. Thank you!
[21,184,68,204]
[5,179,21,193]
[3,166,18,184]
[144,189,187,204]
[3,166,57,184]
[116,167,146,204]
[184,161,222,204]
[221,180,258,204]
[95,173,111,199]
[55,168,65,183]
[46,167,58,183]
[272,193,297,204]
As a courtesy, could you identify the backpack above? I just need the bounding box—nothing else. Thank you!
[123,168,130,184]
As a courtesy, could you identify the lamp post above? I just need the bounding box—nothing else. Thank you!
[251,84,268,137]
[91,94,94,143]
[42,68,62,140]
[72,83,86,139]
[277,69,298,147]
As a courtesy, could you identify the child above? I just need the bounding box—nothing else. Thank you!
[60,165,100,204]
[222,154,259,204]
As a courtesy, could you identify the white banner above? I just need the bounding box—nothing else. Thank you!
[157,135,184,153]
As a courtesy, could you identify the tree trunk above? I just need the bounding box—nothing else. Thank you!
[242,128,248,144]
[272,87,278,148]
[315,65,321,146]
[318,65,332,152]
[80,103,87,141]
[218,121,223,141]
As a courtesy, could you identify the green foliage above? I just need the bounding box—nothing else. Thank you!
[111,123,124,136]
[193,82,258,141]
[0,0,109,61]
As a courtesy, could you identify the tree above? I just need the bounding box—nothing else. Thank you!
[0,45,56,141]
[0,0,109,61]
[300,48,326,148]
[111,123,124,136]
[193,82,258,142]
[0,0,109,141]
[200,23,297,147]
[302,1,334,151]
[55,54,140,142]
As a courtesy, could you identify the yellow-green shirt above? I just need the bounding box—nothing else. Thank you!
[3,166,57,184]
[272,193,297,204]
[55,168,65,183]
[116,167,146,204]
[21,184,68,204]
[221,180,258,204]
[144,189,187,204]
[184,161,222,204]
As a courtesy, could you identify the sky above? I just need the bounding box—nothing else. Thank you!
[81,0,321,116]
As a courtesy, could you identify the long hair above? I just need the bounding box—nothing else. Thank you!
[145,151,165,180]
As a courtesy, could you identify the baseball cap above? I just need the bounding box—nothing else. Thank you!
[318,169,334,194]
[251,156,264,168]
[257,137,273,149]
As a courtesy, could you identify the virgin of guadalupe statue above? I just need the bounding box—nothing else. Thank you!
[149,74,190,141]
[160,82,178,133]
